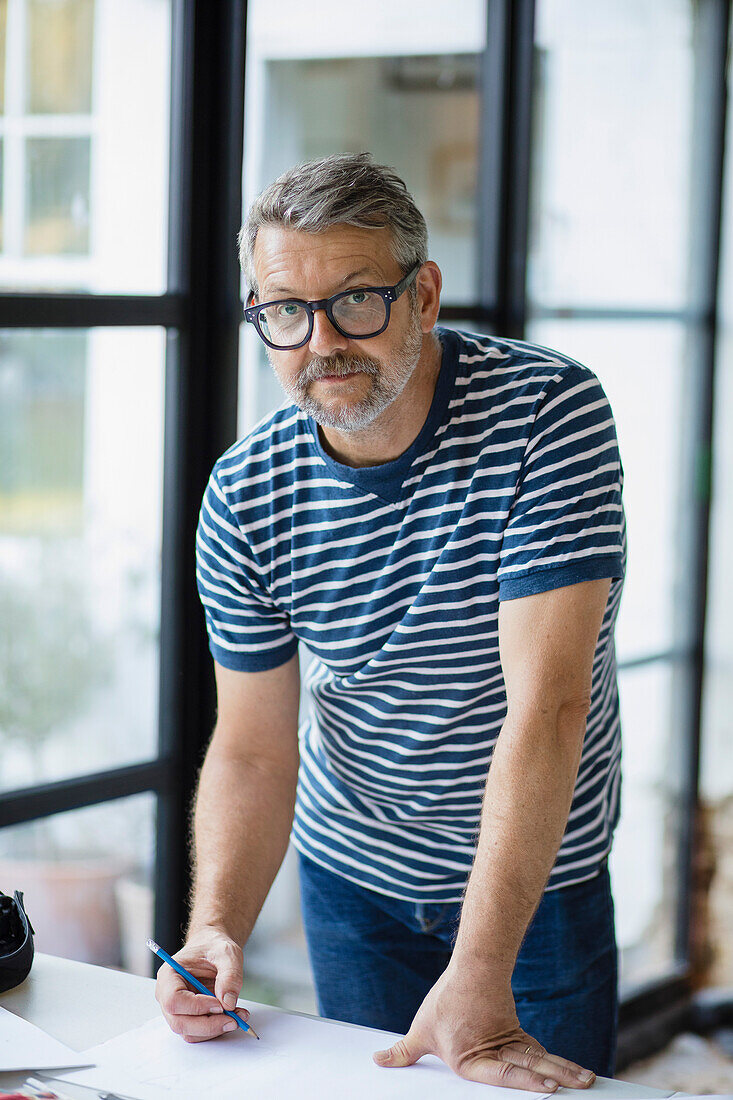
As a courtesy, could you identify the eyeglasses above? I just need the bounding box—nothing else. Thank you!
[243,263,421,350]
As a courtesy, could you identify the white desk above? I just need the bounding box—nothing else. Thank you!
[0,953,676,1099]
[0,953,159,1096]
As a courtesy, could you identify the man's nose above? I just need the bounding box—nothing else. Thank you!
[308,307,350,357]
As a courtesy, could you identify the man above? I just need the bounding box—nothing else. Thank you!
[156,152,626,1090]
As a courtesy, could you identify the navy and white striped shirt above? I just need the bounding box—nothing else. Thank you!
[196,327,626,901]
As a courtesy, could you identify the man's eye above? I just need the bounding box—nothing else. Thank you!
[345,291,369,305]
[277,303,302,317]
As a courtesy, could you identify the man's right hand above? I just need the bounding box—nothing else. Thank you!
[154,928,250,1043]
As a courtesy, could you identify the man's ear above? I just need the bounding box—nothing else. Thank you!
[417,261,442,333]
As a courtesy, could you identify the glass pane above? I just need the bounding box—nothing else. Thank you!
[27,0,94,114]
[529,0,694,309]
[270,56,479,305]
[526,319,692,663]
[0,329,165,792]
[0,794,155,971]
[0,0,170,291]
[611,661,687,992]
[24,136,90,255]
[0,0,7,114]
[0,331,85,532]
[244,1,485,305]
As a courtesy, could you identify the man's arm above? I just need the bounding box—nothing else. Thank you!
[452,576,610,975]
[156,651,300,1042]
[374,577,611,1090]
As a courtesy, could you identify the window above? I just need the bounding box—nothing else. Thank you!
[3,1,725,1037]
[0,328,164,796]
[0,0,171,292]
[528,0,693,312]
[528,0,713,994]
[0,0,180,970]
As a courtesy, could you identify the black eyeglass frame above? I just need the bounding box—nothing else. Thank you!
[243,263,421,350]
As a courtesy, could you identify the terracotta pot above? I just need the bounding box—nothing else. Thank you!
[0,856,128,967]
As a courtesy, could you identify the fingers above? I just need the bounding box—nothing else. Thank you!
[498,1042,596,1089]
[211,939,244,1010]
[154,962,217,1015]
[372,1027,597,1092]
[163,1006,251,1044]
[373,1035,427,1069]
[166,986,223,1017]
[543,1050,596,1085]
[156,967,251,1042]
[460,1055,562,1092]
[154,935,246,1043]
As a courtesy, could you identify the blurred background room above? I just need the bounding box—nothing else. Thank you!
[0,0,732,1087]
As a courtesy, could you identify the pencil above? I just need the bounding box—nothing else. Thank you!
[146,938,260,1039]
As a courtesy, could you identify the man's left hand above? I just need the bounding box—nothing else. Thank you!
[372,964,596,1091]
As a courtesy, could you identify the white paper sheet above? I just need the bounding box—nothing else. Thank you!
[0,1007,92,1072]
[58,1004,557,1100]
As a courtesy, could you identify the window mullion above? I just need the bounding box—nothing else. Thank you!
[478,0,535,338]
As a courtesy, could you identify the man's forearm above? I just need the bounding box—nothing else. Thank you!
[187,735,298,946]
[452,700,588,978]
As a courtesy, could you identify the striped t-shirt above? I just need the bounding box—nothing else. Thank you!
[196,326,626,902]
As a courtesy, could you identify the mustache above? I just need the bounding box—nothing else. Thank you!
[300,354,380,384]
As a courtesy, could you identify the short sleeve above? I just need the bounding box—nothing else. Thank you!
[497,367,626,601]
[195,467,299,671]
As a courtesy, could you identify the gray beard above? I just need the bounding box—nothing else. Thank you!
[270,322,423,432]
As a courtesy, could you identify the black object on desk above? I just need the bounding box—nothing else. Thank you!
[0,890,35,993]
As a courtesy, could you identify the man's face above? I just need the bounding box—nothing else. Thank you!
[251,224,424,432]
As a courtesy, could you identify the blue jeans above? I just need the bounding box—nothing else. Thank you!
[298,853,618,1077]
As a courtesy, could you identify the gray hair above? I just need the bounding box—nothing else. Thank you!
[239,152,428,297]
